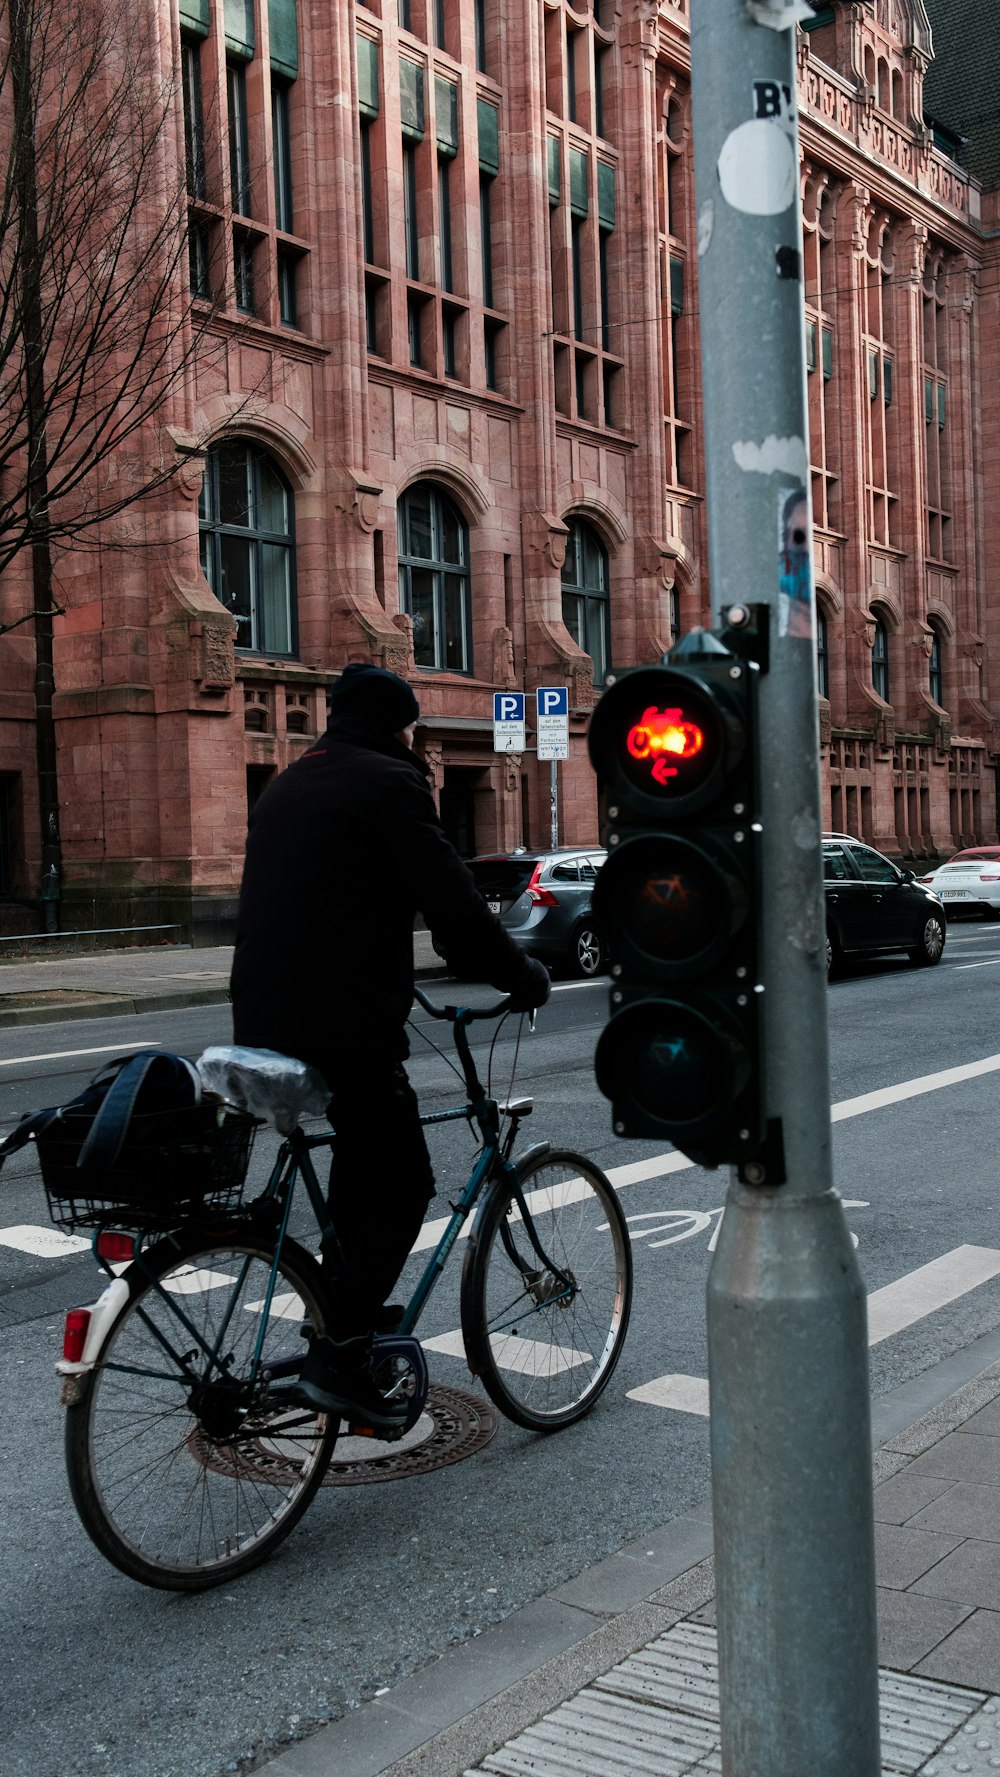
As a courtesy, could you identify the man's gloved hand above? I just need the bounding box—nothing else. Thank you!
[509,956,551,1013]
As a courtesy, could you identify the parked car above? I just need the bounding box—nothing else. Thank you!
[467,847,608,977]
[823,834,946,976]
[916,848,1000,920]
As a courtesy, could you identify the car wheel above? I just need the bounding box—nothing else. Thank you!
[570,923,605,978]
[825,927,840,981]
[908,915,945,967]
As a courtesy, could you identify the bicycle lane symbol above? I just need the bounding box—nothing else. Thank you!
[599,1201,870,1252]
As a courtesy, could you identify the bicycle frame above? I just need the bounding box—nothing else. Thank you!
[79,997,568,1392]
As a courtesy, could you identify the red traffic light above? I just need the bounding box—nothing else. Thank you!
[626,708,706,786]
[589,667,742,817]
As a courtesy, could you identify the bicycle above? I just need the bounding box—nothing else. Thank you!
[36,989,632,1591]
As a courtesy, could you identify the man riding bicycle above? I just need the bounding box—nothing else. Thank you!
[230,663,550,1433]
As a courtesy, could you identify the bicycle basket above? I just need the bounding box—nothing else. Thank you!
[39,1102,259,1233]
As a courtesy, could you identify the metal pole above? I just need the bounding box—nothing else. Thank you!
[550,759,558,848]
[690,6,879,1773]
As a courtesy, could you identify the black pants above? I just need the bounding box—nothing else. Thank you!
[320,1058,435,1340]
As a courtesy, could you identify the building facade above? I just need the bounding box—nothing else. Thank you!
[0,0,997,937]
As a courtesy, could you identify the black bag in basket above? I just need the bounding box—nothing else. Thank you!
[0,1049,242,1216]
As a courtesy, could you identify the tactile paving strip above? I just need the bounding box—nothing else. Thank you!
[469,1621,991,1777]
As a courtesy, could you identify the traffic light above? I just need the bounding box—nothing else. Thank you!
[588,618,767,1173]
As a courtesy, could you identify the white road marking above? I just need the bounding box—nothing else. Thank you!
[628,1375,711,1416]
[955,959,1000,970]
[0,1224,90,1257]
[161,1265,235,1295]
[422,1326,591,1375]
[245,1290,304,1319]
[831,1052,1000,1121]
[866,1245,1000,1343]
[550,979,604,993]
[0,1040,162,1070]
[631,1244,1000,1417]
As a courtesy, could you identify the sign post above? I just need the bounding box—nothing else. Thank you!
[690,5,880,1773]
[536,687,568,849]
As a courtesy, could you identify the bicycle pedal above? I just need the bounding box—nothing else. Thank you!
[347,1419,406,1443]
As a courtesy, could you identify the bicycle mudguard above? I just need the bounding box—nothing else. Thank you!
[371,1333,429,1433]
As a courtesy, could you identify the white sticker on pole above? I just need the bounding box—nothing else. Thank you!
[717,82,797,219]
[536,686,569,761]
[493,691,526,754]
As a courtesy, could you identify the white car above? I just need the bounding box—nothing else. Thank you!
[918,848,1000,919]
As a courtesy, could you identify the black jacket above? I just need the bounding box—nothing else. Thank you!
[230,719,540,1071]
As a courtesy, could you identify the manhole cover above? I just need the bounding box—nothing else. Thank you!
[192,1383,497,1489]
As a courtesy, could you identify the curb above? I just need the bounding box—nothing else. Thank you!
[0,986,231,1028]
[0,967,454,1028]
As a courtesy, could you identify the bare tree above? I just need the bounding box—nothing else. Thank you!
[0,0,234,923]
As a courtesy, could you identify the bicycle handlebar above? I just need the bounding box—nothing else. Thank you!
[412,984,513,1021]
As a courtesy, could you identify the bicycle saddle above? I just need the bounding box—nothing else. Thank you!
[196,1045,331,1134]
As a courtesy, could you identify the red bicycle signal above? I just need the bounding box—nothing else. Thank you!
[626,707,705,783]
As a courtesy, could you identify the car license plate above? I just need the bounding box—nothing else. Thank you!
[944,890,969,898]
[488,899,501,914]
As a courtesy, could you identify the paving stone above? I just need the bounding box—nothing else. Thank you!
[922,1696,1000,1775]
[913,1540,1000,1611]
[877,1587,974,1671]
[875,1472,960,1526]
[963,1402,1000,1439]
[908,1436,1000,1488]
[917,1612,1000,1696]
[910,1486,1000,1544]
[876,1523,964,1590]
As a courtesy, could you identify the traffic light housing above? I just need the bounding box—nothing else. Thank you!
[588,621,767,1172]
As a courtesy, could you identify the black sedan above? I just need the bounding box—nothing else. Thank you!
[823,834,946,977]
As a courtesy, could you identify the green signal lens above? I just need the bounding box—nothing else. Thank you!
[595,1001,751,1132]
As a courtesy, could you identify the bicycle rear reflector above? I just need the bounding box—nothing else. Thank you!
[95,1231,137,1263]
[63,1308,91,1364]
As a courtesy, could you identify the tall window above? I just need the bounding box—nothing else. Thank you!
[272,80,293,232]
[871,617,889,703]
[397,483,471,673]
[657,86,691,486]
[199,441,296,656]
[227,61,252,216]
[803,180,839,532]
[181,38,206,200]
[816,606,829,699]
[929,627,943,706]
[863,222,898,547]
[923,256,952,562]
[561,517,610,684]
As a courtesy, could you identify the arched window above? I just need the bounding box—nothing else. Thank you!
[871,616,890,702]
[397,483,471,673]
[928,626,943,706]
[561,517,610,684]
[816,606,829,699]
[199,440,296,655]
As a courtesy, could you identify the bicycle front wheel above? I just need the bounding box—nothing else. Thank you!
[65,1226,338,1591]
[460,1150,632,1430]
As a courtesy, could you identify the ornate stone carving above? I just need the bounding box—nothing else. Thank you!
[492,625,516,688]
[330,469,383,534]
[524,510,569,571]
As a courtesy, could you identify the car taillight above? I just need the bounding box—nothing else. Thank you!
[526,864,558,907]
[63,1309,91,1363]
[95,1231,137,1263]
[918,876,934,885]
[981,874,1000,883]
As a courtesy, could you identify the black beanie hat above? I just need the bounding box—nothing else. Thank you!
[327,662,420,732]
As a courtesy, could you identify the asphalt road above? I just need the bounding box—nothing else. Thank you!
[2,922,1000,1777]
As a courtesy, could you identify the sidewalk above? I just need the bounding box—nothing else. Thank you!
[0,931,443,1028]
[259,1328,1000,1777]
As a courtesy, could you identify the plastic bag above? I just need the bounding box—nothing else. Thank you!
[196,1045,330,1134]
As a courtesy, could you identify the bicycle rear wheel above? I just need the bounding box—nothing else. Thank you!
[460,1150,632,1430]
[64,1225,338,1591]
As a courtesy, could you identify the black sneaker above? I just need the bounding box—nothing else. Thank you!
[292,1333,407,1436]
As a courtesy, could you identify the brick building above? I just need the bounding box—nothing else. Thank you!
[0,0,997,938]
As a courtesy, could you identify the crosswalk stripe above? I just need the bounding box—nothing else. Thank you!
[629,1243,1000,1417]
